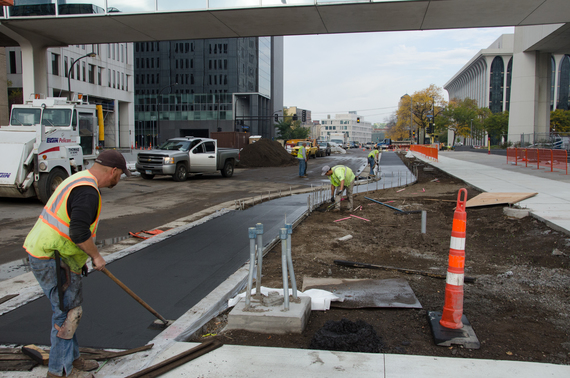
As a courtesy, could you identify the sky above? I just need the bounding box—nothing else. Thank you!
[283,27,514,125]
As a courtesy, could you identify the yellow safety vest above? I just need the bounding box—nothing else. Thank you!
[329,165,355,187]
[24,170,102,274]
[368,150,379,159]
[297,145,306,159]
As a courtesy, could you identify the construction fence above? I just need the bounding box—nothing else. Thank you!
[410,145,438,162]
[506,147,568,175]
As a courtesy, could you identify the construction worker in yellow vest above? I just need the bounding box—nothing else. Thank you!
[368,146,380,177]
[23,150,131,378]
[322,165,355,211]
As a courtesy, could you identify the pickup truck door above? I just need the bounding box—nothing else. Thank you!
[190,141,217,172]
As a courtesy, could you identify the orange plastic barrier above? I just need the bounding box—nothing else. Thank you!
[410,144,438,161]
[506,148,567,174]
[439,188,468,329]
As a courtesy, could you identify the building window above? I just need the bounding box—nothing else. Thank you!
[126,75,130,91]
[88,64,95,84]
[97,67,102,85]
[113,70,116,88]
[64,57,68,78]
[51,53,59,76]
[9,51,17,74]
[489,56,504,113]
[122,73,125,90]
[82,62,86,82]
[70,59,75,79]
[76,62,80,81]
[109,70,112,86]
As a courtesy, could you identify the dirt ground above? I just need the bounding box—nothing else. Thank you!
[200,153,570,365]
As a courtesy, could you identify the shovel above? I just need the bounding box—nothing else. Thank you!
[102,268,173,329]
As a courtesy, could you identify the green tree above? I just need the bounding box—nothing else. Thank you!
[437,98,480,145]
[550,109,570,132]
[275,118,309,140]
[483,111,509,144]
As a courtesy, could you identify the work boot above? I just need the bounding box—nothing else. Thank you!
[73,357,99,371]
[301,175,308,178]
[47,370,95,378]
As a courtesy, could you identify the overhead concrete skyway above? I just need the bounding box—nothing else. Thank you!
[0,0,569,47]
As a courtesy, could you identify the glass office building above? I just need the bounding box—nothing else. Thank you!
[134,37,282,147]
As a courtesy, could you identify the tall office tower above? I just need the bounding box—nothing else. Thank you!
[133,36,283,147]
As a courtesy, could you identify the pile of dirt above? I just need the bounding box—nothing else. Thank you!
[237,138,298,168]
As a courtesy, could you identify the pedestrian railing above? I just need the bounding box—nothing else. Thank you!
[410,144,438,162]
[506,147,568,174]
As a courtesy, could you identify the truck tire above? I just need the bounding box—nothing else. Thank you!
[221,160,234,178]
[37,168,68,204]
[172,163,188,182]
[140,172,155,180]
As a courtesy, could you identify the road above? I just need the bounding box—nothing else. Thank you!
[0,148,371,270]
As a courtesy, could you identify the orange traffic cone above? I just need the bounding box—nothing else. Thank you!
[439,188,468,329]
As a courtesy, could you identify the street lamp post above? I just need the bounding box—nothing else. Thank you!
[156,83,178,147]
[67,52,96,101]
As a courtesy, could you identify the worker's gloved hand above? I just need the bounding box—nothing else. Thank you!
[81,264,89,277]
[330,196,335,203]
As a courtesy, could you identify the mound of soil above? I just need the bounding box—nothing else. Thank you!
[237,139,298,168]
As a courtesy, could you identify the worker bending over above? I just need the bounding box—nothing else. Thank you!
[24,150,131,378]
[368,146,380,177]
[322,165,355,212]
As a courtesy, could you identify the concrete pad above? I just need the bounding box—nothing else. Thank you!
[226,296,311,334]
[503,207,530,218]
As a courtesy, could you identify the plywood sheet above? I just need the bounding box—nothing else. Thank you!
[302,276,421,309]
[465,192,537,208]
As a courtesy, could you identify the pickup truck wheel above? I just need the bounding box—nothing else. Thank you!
[172,163,188,182]
[140,172,155,180]
[221,160,234,178]
[37,168,68,204]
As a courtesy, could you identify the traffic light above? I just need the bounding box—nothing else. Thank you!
[292,114,298,121]
[356,117,360,123]
[274,114,279,122]
[427,122,434,134]
[302,110,306,123]
[412,130,416,137]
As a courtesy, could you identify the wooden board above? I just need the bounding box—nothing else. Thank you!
[465,192,537,208]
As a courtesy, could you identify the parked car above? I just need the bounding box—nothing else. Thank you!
[317,141,332,156]
[365,142,374,150]
[136,137,239,181]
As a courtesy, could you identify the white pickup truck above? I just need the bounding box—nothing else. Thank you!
[135,137,240,182]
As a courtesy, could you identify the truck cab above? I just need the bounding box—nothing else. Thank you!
[0,96,99,203]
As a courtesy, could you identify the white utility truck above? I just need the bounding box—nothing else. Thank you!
[0,96,100,203]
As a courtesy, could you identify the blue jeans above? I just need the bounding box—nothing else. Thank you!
[298,158,306,176]
[368,156,375,175]
[29,255,83,376]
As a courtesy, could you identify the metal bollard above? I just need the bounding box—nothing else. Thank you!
[256,223,264,297]
[421,211,427,234]
[280,228,289,310]
[285,223,297,299]
[245,227,257,307]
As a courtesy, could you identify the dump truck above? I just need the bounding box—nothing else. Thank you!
[0,96,102,204]
[135,137,240,181]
